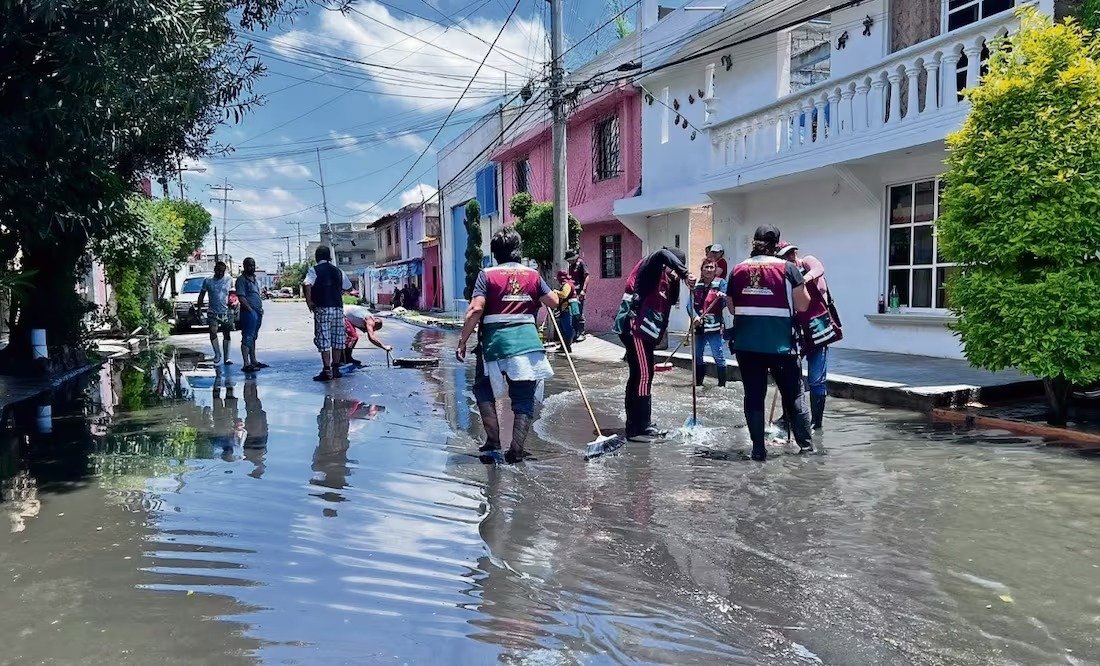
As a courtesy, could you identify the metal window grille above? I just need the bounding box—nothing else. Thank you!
[514,158,530,194]
[593,116,621,181]
[600,234,622,279]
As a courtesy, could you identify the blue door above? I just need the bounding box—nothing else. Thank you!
[451,204,469,302]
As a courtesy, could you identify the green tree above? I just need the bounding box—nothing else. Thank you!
[509,193,581,276]
[938,10,1100,424]
[463,200,483,301]
[276,260,314,293]
[0,0,337,364]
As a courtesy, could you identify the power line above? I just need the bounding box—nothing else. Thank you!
[351,0,526,223]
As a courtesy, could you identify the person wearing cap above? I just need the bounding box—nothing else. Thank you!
[565,251,590,342]
[613,247,694,442]
[775,240,838,430]
[553,269,579,354]
[705,243,728,279]
[686,258,728,387]
[727,225,814,460]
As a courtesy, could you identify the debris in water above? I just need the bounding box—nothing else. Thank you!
[999,594,1014,604]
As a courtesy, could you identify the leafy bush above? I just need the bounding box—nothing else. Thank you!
[463,199,483,300]
[510,193,581,273]
[938,10,1100,424]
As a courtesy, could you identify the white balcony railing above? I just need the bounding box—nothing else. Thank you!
[707,10,1022,174]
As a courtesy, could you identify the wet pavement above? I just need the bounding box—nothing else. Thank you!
[2,302,1099,665]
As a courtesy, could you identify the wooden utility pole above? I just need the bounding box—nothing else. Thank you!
[210,179,239,264]
[550,0,568,272]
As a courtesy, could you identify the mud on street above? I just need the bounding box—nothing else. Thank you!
[1,302,1098,665]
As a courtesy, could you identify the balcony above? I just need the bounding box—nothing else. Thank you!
[704,10,1021,190]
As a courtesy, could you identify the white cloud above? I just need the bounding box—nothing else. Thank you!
[329,131,360,147]
[234,186,310,220]
[393,132,430,154]
[272,2,547,112]
[399,183,438,206]
[236,157,312,181]
[344,200,378,214]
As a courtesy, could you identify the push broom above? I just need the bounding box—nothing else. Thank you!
[654,335,689,373]
[544,307,626,459]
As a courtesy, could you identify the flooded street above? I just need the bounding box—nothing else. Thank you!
[2,302,1099,664]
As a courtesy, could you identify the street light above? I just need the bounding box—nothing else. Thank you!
[174,163,207,200]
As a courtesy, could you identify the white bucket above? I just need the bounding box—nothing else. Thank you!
[36,405,52,433]
[31,329,47,359]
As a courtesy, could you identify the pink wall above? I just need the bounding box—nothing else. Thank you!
[493,84,644,331]
[422,243,442,310]
[579,221,643,331]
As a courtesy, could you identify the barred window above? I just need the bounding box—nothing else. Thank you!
[515,158,530,194]
[601,234,622,279]
[594,115,621,181]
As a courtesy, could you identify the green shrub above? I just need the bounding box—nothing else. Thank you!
[938,9,1100,424]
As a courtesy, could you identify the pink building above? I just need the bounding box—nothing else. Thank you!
[492,82,643,332]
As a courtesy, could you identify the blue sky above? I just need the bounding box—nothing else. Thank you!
[181,0,672,271]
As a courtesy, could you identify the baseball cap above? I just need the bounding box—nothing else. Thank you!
[565,250,578,260]
[753,225,780,243]
[776,240,798,257]
[707,243,724,254]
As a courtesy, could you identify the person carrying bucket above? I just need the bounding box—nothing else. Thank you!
[726,225,813,461]
[455,228,560,463]
[686,258,728,388]
[612,247,694,443]
[553,269,580,354]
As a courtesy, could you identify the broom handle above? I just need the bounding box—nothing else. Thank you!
[662,336,687,362]
[690,324,697,423]
[545,307,604,436]
[768,384,779,423]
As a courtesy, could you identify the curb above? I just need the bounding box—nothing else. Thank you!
[931,408,1100,446]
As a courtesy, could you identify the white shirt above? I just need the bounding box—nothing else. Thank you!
[344,305,372,329]
[303,260,352,290]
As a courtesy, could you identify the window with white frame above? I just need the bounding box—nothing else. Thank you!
[946,0,1014,32]
[600,234,622,279]
[886,178,956,309]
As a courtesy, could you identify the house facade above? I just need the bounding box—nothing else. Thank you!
[364,201,438,308]
[618,0,1055,358]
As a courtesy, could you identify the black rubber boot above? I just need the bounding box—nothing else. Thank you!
[505,413,533,463]
[810,393,826,430]
[717,365,727,387]
[695,365,705,387]
[477,402,501,452]
[745,409,767,461]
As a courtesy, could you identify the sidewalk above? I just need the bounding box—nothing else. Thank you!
[0,337,145,413]
[565,332,1040,411]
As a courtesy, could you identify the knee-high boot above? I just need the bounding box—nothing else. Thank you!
[477,402,500,452]
[716,365,727,387]
[506,413,534,463]
[810,393,826,430]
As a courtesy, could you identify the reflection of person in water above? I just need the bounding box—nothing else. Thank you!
[211,374,240,459]
[311,394,355,508]
[242,380,268,478]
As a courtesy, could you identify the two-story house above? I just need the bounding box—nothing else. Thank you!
[619,0,1058,359]
[491,34,645,332]
[329,221,378,294]
[366,201,438,309]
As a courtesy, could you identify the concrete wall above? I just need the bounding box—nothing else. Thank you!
[829,0,888,80]
[711,150,962,359]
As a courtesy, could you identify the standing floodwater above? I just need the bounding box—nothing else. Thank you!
[1,304,1098,664]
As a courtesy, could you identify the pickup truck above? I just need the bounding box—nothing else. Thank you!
[172,274,239,333]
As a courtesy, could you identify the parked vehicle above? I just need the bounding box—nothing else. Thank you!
[172,273,239,333]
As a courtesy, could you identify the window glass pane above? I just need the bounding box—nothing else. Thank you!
[914,180,936,223]
[888,269,910,307]
[948,4,979,30]
[937,266,959,309]
[888,227,912,266]
[912,268,933,308]
[984,0,1014,17]
[889,184,913,225]
[913,225,934,265]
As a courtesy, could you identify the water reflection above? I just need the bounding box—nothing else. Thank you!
[311,393,355,508]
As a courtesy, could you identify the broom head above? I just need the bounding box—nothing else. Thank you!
[584,434,627,460]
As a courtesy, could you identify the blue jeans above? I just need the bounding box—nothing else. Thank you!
[558,311,574,352]
[694,330,726,370]
[240,309,262,346]
[472,352,537,416]
[805,346,828,396]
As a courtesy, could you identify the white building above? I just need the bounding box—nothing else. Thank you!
[617,0,1056,359]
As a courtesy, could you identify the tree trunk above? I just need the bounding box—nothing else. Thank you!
[2,234,89,368]
[1044,375,1072,426]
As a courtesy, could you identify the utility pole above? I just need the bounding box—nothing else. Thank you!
[549,0,568,272]
[314,148,332,248]
[286,220,303,264]
[273,251,284,272]
[210,179,239,264]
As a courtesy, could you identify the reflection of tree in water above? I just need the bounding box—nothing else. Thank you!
[311,394,355,508]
